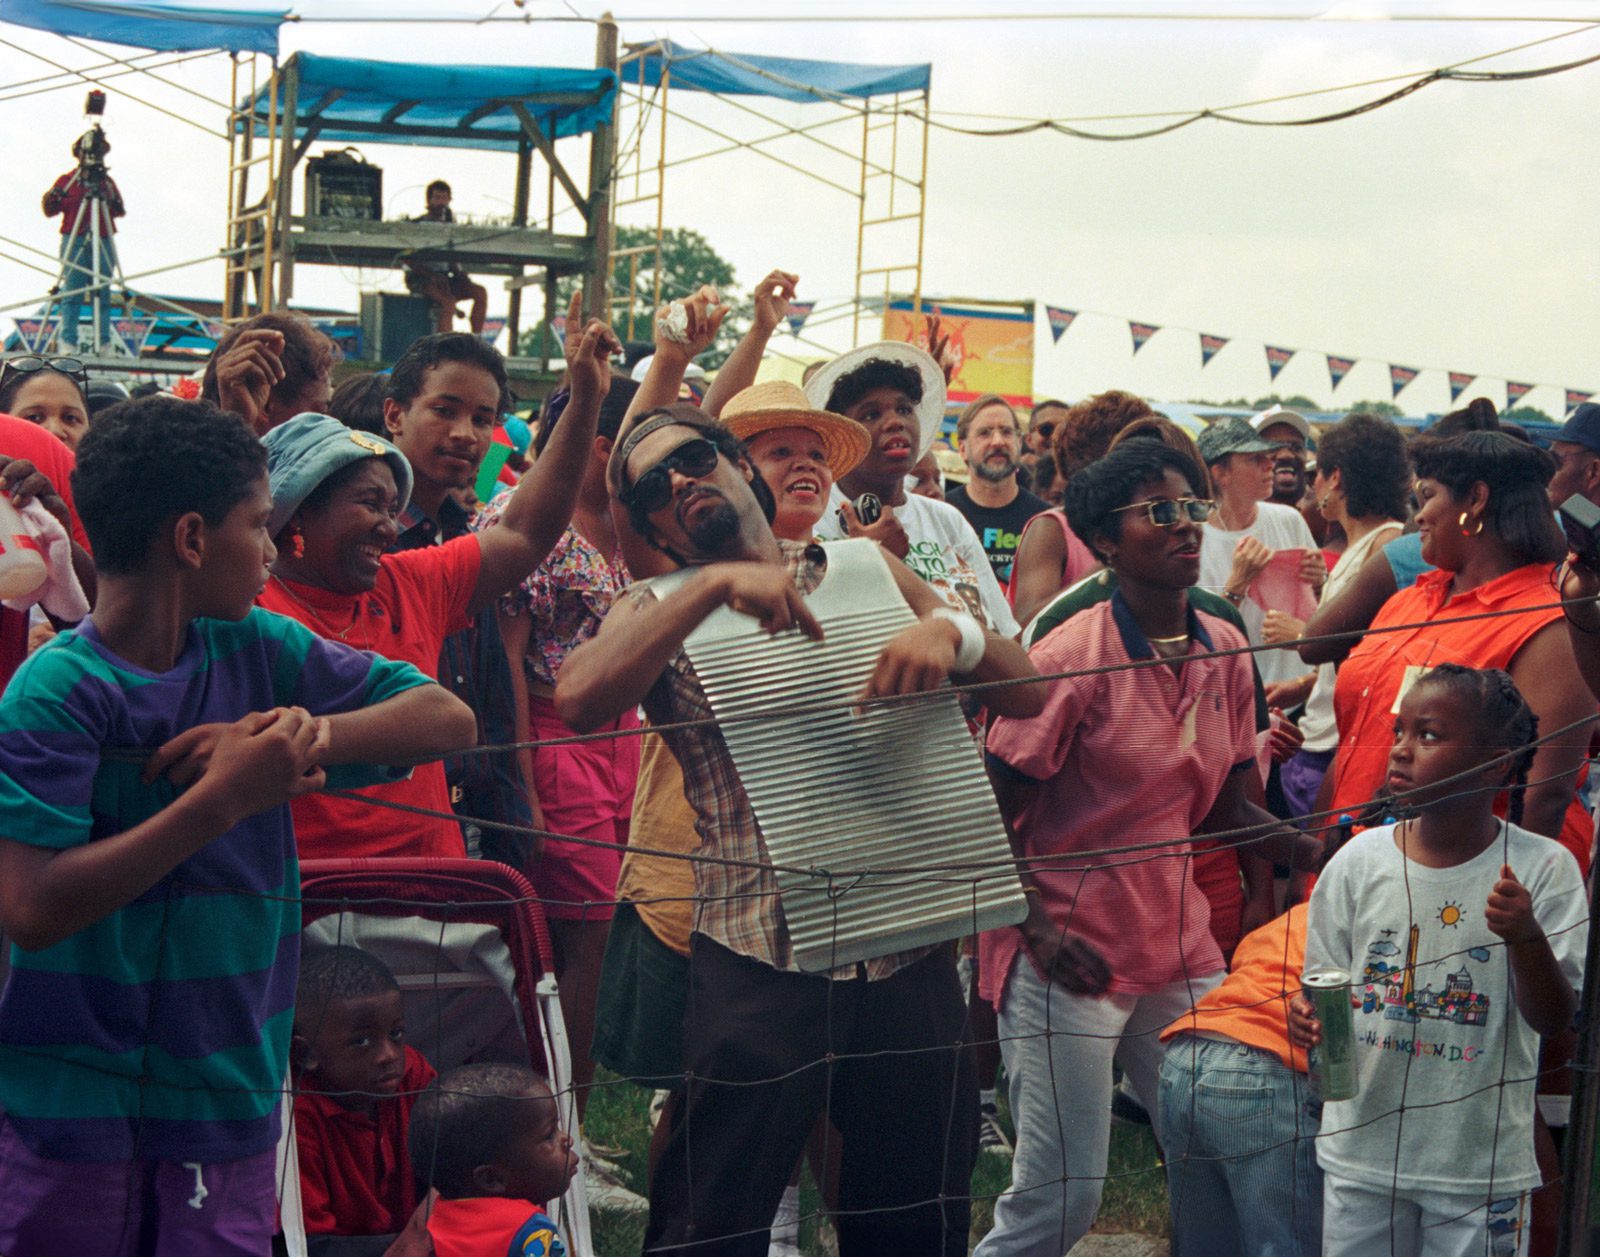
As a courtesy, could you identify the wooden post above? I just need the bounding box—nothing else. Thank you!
[584,13,619,323]
[508,135,532,354]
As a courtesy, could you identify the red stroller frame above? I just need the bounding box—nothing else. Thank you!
[276,857,593,1256]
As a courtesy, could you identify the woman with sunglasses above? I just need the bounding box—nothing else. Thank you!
[0,356,92,453]
[977,440,1312,1257]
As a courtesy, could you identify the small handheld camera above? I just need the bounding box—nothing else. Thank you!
[1559,493,1600,570]
[837,492,882,533]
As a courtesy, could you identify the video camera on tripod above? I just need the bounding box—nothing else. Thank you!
[73,90,110,191]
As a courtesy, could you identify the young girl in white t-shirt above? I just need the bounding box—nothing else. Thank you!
[1290,663,1585,1257]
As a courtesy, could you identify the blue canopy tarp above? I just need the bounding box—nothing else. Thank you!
[253,52,617,150]
[629,41,929,103]
[0,0,285,55]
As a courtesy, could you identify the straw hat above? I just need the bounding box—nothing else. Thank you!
[803,341,948,460]
[721,380,871,478]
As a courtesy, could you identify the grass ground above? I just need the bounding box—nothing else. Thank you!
[583,1070,1170,1255]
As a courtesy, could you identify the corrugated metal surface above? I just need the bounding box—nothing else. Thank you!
[682,539,1026,972]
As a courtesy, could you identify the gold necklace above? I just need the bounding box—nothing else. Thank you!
[1147,633,1191,645]
[269,575,372,648]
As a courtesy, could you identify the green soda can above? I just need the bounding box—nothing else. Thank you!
[1302,968,1358,1102]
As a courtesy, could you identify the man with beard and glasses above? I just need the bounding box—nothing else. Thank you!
[945,394,1048,586]
[555,403,1050,1255]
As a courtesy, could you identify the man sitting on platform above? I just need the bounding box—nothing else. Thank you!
[405,180,488,336]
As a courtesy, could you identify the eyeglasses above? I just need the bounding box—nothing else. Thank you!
[0,355,88,387]
[1109,497,1214,526]
[625,437,721,513]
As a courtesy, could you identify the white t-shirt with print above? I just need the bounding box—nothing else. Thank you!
[1198,501,1318,687]
[815,487,1020,637]
[1305,822,1586,1196]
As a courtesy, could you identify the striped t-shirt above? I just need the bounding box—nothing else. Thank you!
[0,608,431,1162]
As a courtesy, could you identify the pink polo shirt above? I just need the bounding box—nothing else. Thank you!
[981,592,1255,1001]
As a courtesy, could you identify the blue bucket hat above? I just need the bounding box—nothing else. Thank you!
[263,412,413,538]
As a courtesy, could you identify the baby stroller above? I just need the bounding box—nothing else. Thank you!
[275,857,592,1257]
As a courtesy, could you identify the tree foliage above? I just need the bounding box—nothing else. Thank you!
[1501,405,1557,429]
[1339,399,1402,418]
[521,225,745,365]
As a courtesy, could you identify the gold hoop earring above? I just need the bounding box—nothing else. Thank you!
[1458,511,1483,537]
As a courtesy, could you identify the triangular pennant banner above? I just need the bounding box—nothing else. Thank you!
[13,318,57,352]
[786,301,816,337]
[1265,345,1295,381]
[1129,321,1160,354]
[1326,354,1356,391]
[479,317,506,347]
[112,316,156,356]
[1568,389,1593,415]
[1389,364,1420,399]
[1505,380,1533,407]
[1045,305,1077,345]
[1199,333,1229,367]
[1448,371,1475,405]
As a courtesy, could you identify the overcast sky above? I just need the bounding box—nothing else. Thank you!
[0,0,1595,415]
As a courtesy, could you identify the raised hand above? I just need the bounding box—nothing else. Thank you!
[750,270,799,336]
[212,329,286,434]
[566,318,623,412]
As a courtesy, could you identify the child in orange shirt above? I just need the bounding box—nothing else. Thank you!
[1157,905,1321,1256]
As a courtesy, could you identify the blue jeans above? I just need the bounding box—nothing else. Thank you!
[1158,1033,1323,1257]
[57,231,118,350]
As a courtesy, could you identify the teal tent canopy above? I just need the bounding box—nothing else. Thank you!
[0,0,286,55]
[627,41,930,102]
[250,53,618,150]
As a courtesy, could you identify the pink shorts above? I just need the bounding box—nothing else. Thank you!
[527,694,640,920]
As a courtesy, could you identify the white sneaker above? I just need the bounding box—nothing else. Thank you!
[978,1101,1013,1156]
[583,1151,649,1216]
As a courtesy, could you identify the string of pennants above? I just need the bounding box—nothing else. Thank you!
[1043,304,1593,414]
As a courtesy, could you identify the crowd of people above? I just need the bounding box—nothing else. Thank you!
[0,273,1592,1257]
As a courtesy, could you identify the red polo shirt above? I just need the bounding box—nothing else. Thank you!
[295,1046,437,1236]
[983,591,1256,1000]
[257,534,481,859]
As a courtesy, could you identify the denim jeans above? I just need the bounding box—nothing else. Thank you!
[974,957,1221,1257]
[1158,1033,1323,1257]
[57,230,118,350]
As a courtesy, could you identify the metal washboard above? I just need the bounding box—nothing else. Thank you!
[668,538,1026,971]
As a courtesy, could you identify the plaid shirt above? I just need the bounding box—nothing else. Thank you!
[639,540,934,980]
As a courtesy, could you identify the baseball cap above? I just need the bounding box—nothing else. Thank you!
[1196,416,1277,465]
[1557,402,1600,455]
[1251,405,1313,447]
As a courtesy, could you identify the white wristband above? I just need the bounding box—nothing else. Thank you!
[928,606,986,673]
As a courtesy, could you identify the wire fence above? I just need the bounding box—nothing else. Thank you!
[12,590,1600,1254]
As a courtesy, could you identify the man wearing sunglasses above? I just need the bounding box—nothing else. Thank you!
[1024,398,1069,475]
[556,404,1043,1255]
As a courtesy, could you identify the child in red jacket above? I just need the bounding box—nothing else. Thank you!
[293,945,437,1237]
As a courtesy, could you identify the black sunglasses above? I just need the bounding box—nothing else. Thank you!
[626,437,721,513]
[1,355,88,387]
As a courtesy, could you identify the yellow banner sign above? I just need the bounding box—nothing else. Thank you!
[882,298,1035,407]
